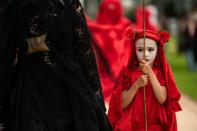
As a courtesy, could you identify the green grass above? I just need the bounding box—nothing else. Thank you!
[166,49,197,101]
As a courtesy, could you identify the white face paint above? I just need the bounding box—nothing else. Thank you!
[135,38,158,66]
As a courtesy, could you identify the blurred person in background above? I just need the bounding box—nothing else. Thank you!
[181,10,197,71]
[193,9,197,70]
[0,0,112,131]
[135,3,160,31]
[177,14,187,53]
[87,0,134,108]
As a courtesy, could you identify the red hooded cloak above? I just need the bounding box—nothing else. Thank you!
[135,5,159,31]
[87,0,134,105]
[108,28,182,131]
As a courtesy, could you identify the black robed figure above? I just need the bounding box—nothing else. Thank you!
[0,0,112,131]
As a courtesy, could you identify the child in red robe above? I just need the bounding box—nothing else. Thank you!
[108,28,182,131]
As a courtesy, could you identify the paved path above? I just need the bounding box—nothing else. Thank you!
[177,95,197,131]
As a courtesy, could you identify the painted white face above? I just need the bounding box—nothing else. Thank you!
[135,38,158,66]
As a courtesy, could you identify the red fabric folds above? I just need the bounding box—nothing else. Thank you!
[87,0,134,105]
[108,28,182,131]
[96,0,124,25]
[135,5,159,31]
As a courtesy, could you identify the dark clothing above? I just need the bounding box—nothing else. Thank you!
[0,0,112,131]
[182,26,197,51]
[182,26,197,68]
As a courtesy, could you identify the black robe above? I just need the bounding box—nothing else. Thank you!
[0,0,112,131]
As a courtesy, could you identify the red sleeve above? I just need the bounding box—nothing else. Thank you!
[164,65,182,131]
[154,67,181,131]
[165,67,182,115]
[157,69,165,86]
[122,71,132,90]
[107,69,131,128]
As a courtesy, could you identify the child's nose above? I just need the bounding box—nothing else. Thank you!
[145,51,149,57]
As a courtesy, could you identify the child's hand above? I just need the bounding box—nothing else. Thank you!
[135,75,148,88]
[139,60,152,75]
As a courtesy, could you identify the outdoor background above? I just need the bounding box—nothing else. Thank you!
[81,0,197,130]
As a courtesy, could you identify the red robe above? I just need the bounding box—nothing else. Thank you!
[108,28,182,131]
[135,6,159,31]
[89,25,132,105]
[87,0,134,105]
[108,67,168,131]
[108,66,182,130]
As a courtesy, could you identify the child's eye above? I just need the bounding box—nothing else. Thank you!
[148,48,154,52]
[138,48,143,52]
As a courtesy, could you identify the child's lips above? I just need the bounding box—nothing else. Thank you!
[145,59,149,62]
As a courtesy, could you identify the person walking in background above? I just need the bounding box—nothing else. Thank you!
[87,0,134,107]
[0,0,112,131]
[108,28,182,131]
[135,3,160,31]
[192,10,197,70]
[182,11,197,71]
